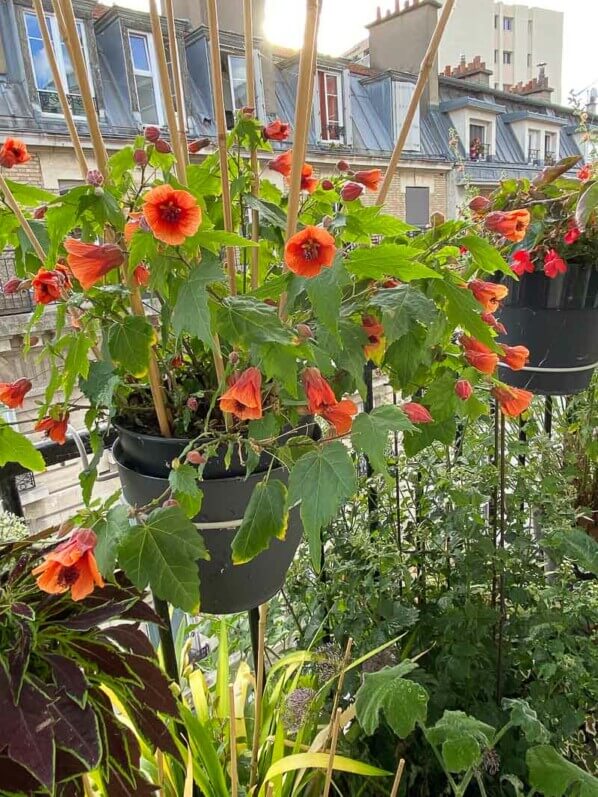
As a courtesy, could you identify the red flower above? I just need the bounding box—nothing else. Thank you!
[301,367,357,435]
[499,344,529,371]
[340,181,364,201]
[467,279,509,312]
[484,209,530,243]
[0,137,31,169]
[285,225,336,278]
[269,150,292,177]
[143,184,202,246]
[381,278,401,288]
[300,163,319,193]
[362,315,385,363]
[32,266,71,305]
[64,238,124,289]
[353,169,382,191]
[35,411,69,445]
[481,312,507,336]
[218,367,263,421]
[263,120,291,141]
[577,164,592,181]
[320,400,358,435]
[460,335,499,374]
[133,264,150,287]
[492,385,533,417]
[0,378,32,409]
[563,221,581,245]
[543,249,567,279]
[511,249,534,276]
[402,402,433,424]
[455,379,473,401]
[32,529,104,601]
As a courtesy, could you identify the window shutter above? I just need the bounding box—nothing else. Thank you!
[253,51,266,122]
[342,68,353,145]
[394,82,420,151]
[405,186,429,227]
[318,71,327,139]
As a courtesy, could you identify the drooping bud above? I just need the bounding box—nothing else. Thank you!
[154,138,172,154]
[455,379,473,401]
[86,169,104,187]
[2,277,23,295]
[296,323,313,339]
[186,450,205,465]
[144,125,161,142]
[186,396,198,412]
[188,137,211,154]
[33,205,47,220]
[340,181,364,201]
[133,148,148,166]
[321,179,334,191]
[241,106,255,117]
[336,159,350,172]
[468,195,491,213]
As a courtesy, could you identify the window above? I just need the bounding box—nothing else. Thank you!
[503,16,513,31]
[24,11,91,116]
[128,32,163,125]
[528,128,541,162]
[494,14,499,28]
[528,20,533,35]
[405,187,430,227]
[318,71,344,141]
[228,56,247,112]
[527,53,532,68]
[503,51,512,65]
[544,132,556,164]
[469,121,490,160]
[494,50,498,63]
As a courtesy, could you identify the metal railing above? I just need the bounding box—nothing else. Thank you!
[324,123,345,142]
[469,142,492,162]
[0,252,33,316]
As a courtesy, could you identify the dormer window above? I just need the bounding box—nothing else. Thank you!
[318,71,344,142]
[222,55,247,129]
[469,121,491,161]
[128,31,163,125]
[24,11,92,117]
[544,132,557,164]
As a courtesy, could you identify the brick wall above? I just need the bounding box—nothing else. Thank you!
[5,152,44,188]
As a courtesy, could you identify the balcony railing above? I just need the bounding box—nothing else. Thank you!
[528,149,556,167]
[469,142,492,162]
[38,90,93,117]
[322,123,345,142]
[0,253,33,317]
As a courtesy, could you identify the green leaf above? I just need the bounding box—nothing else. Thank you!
[346,244,441,281]
[384,326,429,389]
[187,161,223,197]
[288,441,357,566]
[355,660,428,738]
[576,180,598,231]
[172,252,224,345]
[63,333,92,398]
[547,529,598,576]
[244,194,288,229]
[0,423,45,472]
[108,145,135,182]
[3,179,56,206]
[426,711,495,773]
[434,279,498,349]
[351,405,415,477]
[128,229,158,268]
[316,320,368,397]
[254,342,300,397]
[216,296,294,346]
[193,230,258,253]
[502,699,550,743]
[118,506,208,612]
[370,285,437,342]
[307,254,348,339]
[232,480,288,564]
[168,464,203,518]
[80,361,120,408]
[403,417,456,456]
[459,235,513,275]
[108,316,155,377]
[526,745,598,797]
[93,505,131,577]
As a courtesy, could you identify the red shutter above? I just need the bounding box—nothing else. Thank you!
[318,71,328,140]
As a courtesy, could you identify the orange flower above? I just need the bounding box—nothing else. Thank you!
[321,400,358,435]
[125,211,143,243]
[143,184,202,245]
[481,312,507,336]
[35,412,69,445]
[285,225,336,278]
[460,335,499,374]
[301,367,357,435]
[362,315,385,363]
[499,344,529,371]
[0,137,31,169]
[269,150,292,177]
[32,528,104,601]
[0,378,32,409]
[492,385,533,417]
[484,209,530,242]
[300,163,319,193]
[134,264,150,287]
[353,169,382,191]
[31,266,71,305]
[64,238,124,290]
[219,367,263,420]
[263,120,290,141]
[467,279,509,312]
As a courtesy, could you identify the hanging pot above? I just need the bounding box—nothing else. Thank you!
[112,421,318,614]
[494,264,598,396]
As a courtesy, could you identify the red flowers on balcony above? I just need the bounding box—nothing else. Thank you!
[263,120,291,141]
[31,266,71,305]
[402,402,433,424]
[491,385,533,417]
[353,169,382,191]
[511,249,534,276]
[543,249,567,279]
[35,411,70,445]
[285,226,336,278]
[219,367,263,421]
[484,209,530,243]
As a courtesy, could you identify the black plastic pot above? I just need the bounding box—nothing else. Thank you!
[494,264,598,396]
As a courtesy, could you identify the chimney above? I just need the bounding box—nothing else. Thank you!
[442,54,493,87]
[366,0,442,105]
[508,63,554,101]
[171,0,266,36]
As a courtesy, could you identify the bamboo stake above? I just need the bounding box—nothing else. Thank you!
[149,0,187,183]
[322,708,342,797]
[0,176,46,261]
[390,758,406,797]
[229,683,239,797]
[164,0,189,168]
[32,0,87,179]
[376,0,456,206]
[249,603,268,788]
[206,0,237,295]
[328,636,353,741]
[243,0,261,290]
[55,0,108,175]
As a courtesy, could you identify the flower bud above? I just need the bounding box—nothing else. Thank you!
[186,450,205,465]
[2,277,23,295]
[86,169,103,187]
[133,148,148,166]
[33,205,47,220]
[455,379,473,401]
[188,137,211,154]
[154,138,172,154]
[468,195,491,213]
[382,278,401,288]
[296,323,313,339]
[229,350,240,365]
[241,106,255,117]
[340,181,364,201]
[170,354,183,368]
[337,159,350,172]
[163,498,179,508]
[186,396,198,412]
[321,179,334,191]
[144,125,161,142]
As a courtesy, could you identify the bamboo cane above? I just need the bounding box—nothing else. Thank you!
[243,0,261,290]
[249,603,268,788]
[0,175,46,262]
[322,708,342,797]
[206,0,238,295]
[229,683,239,797]
[149,0,187,183]
[164,0,189,168]
[32,0,88,179]
[327,636,353,743]
[390,758,406,797]
[376,0,456,207]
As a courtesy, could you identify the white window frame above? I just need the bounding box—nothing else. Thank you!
[543,131,557,161]
[227,54,248,114]
[128,30,165,126]
[503,16,513,31]
[503,51,512,65]
[24,11,93,118]
[527,127,541,161]
[318,70,344,143]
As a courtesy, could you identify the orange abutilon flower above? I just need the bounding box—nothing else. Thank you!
[64,238,125,290]
[492,385,533,417]
[219,367,263,421]
[31,266,71,305]
[402,402,433,424]
[0,137,31,168]
[269,150,292,177]
[320,400,358,435]
[467,279,509,312]
[353,169,382,191]
[0,378,32,409]
[143,184,202,246]
[133,264,150,287]
[460,335,499,374]
[263,120,291,141]
[455,379,473,401]
[484,209,531,243]
[481,312,507,336]
[362,315,385,363]
[35,411,69,445]
[300,163,319,193]
[499,344,529,371]
[301,367,357,435]
[32,528,104,601]
[285,225,336,278]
